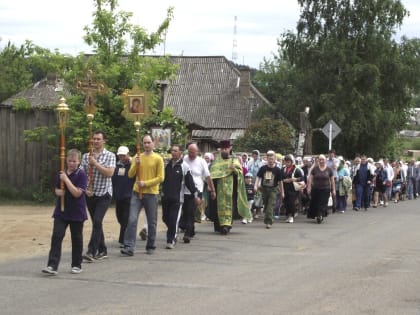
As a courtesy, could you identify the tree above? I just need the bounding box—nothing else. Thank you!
[0,41,72,103]
[234,117,295,153]
[59,0,184,153]
[22,0,187,155]
[256,0,420,158]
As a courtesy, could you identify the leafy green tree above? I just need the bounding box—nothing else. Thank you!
[0,40,77,103]
[255,0,420,158]
[234,117,295,153]
[23,0,186,156]
[58,0,183,153]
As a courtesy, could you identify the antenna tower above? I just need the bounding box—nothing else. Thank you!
[232,16,238,62]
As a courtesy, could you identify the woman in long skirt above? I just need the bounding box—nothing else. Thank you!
[307,154,336,224]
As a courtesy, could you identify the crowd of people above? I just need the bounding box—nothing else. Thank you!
[41,133,420,275]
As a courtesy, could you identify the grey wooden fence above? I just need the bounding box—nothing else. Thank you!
[0,107,58,191]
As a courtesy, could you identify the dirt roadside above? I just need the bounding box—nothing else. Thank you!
[0,205,163,263]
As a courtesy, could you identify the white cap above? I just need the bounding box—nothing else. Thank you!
[117,146,129,155]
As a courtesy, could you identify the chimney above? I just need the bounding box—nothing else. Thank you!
[238,66,250,99]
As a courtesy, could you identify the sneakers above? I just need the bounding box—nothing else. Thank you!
[146,249,155,255]
[120,248,134,256]
[166,243,174,249]
[265,224,272,229]
[285,216,294,223]
[274,215,280,220]
[247,218,253,223]
[183,235,191,243]
[241,218,247,224]
[139,228,148,241]
[71,267,82,274]
[95,252,108,260]
[82,253,95,263]
[316,216,323,224]
[42,266,57,275]
[294,212,299,218]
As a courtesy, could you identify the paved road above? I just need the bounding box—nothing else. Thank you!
[1,200,420,315]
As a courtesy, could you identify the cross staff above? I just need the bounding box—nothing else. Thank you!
[76,70,107,192]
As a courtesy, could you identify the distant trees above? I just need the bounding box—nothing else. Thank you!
[0,0,188,155]
[234,117,295,153]
[254,0,420,158]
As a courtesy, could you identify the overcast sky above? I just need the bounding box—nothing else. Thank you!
[1,0,419,68]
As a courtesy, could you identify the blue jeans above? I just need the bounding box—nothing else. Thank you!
[124,192,158,252]
[407,177,416,199]
[356,184,370,209]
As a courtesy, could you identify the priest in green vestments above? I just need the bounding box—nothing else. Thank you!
[208,140,250,235]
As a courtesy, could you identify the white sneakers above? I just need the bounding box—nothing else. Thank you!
[285,216,294,223]
[71,267,82,274]
[42,266,82,275]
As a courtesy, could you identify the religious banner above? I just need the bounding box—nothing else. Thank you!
[151,127,171,149]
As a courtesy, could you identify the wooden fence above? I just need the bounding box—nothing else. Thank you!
[0,107,58,191]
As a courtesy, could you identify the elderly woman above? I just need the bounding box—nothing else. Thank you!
[373,161,388,207]
[280,154,304,223]
[307,154,336,223]
[336,158,351,213]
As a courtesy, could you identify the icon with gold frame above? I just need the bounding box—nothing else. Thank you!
[122,85,150,121]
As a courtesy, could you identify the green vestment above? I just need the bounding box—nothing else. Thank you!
[210,157,251,226]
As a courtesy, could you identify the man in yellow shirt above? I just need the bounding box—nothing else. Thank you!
[121,135,164,256]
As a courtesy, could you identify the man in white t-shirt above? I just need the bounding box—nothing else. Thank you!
[180,143,216,243]
[383,158,394,205]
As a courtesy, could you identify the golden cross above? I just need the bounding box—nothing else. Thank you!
[76,70,107,115]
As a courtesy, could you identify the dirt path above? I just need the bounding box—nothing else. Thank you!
[0,205,160,263]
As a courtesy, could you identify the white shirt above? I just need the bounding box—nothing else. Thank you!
[183,155,210,194]
[384,164,394,181]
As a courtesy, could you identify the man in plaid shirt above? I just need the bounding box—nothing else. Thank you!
[81,130,116,261]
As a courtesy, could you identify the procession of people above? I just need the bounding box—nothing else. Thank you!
[42,136,420,275]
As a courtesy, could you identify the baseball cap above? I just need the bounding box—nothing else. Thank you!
[117,146,129,155]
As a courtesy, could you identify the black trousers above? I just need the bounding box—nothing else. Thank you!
[86,193,111,256]
[162,196,181,244]
[181,195,196,237]
[47,217,84,269]
[115,197,130,244]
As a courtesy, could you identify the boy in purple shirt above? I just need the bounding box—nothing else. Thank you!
[42,149,87,275]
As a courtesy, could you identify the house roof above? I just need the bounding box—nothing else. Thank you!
[164,56,268,132]
[1,56,293,143]
[1,75,69,108]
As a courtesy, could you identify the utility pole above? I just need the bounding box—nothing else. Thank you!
[232,16,238,62]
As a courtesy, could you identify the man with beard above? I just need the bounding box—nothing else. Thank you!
[208,140,250,235]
